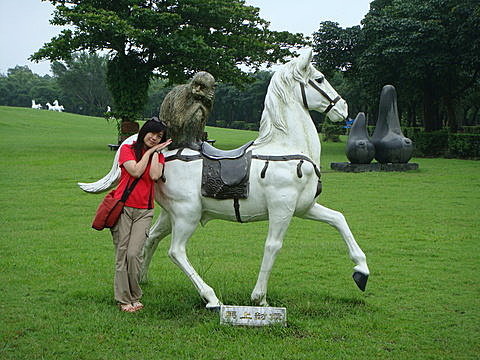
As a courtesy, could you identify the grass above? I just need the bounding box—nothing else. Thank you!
[0,106,479,359]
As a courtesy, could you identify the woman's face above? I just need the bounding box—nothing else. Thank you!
[144,131,164,148]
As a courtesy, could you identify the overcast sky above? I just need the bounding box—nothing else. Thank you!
[0,0,371,76]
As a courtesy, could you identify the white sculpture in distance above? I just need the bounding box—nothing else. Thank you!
[79,50,370,309]
[46,101,64,112]
[31,100,42,109]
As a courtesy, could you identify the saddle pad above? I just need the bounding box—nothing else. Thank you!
[201,152,252,199]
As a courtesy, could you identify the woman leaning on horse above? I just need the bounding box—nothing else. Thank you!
[112,118,171,312]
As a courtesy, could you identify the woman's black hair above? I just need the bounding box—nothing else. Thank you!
[133,117,168,161]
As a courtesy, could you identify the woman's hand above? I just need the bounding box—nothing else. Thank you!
[151,138,172,153]
[149,139,171,181]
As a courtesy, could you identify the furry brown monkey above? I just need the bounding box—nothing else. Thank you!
[159,71,215,149]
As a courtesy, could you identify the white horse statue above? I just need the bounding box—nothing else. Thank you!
[79,50,370,309]
[31,100,42,109]
[46,102,64,112]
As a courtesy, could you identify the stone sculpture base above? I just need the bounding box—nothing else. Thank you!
[330,162,419,172]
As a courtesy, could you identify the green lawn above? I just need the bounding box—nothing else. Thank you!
[1,106,479,359]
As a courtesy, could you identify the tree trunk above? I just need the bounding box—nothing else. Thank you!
[444,97,458,133]
[423,90,441,132]
[104,54,152,143]
[470,107,479,126]
[119,121,140,144]
[410,103,417,127]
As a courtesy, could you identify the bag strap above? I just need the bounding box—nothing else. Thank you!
[120,176,141,202]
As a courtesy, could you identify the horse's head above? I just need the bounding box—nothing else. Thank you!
[257,49,349,147]
[292,50,348,122]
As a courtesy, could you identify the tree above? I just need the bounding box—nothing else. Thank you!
[209,71,272,130]
[356,0,480,131]
[0,66,60,108]
[312,21,361,79]
[51,52,112,116]
[31,0,305,132]
[143,77,171,118]
[312,0,480,132]
[312,23,372,122]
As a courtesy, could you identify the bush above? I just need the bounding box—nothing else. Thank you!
[410,130,449,157]
[402,127,423,139]
[230,121,246,130]
[461,126,480,134]
[214,120,227,128]
[244,123,259,131]
[321,122,343,142]
[405,130,479,159]
[448,133,480,159]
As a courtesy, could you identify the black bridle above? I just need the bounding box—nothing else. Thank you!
[300,79,342,114]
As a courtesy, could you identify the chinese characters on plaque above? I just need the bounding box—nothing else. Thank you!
[220,305,287,326]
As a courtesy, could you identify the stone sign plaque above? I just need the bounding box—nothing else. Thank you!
[220,305,287,327]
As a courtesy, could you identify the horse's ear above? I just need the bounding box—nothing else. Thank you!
[298,49,313,73]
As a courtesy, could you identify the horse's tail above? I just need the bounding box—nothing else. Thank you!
[77,134,138,193]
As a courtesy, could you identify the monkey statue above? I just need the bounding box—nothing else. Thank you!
[159,71,215,149]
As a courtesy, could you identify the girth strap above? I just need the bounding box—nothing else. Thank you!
[297,160,304,178]
[233,198,242,223]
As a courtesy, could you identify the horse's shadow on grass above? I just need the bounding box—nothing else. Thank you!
[64,283,373,327]
[294,294,369,319]
[144,284,372,323]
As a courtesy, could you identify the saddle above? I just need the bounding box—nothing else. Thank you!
[165,140,322,223]
[200,140,254,200]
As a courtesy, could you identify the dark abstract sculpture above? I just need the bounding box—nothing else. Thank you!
[371,85,413,163]
[346,112,375,164]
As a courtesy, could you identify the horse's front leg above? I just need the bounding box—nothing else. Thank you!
[301,203,370,291]
[251,205,295,307]
[168,213,221,310]
[140,210,171,283]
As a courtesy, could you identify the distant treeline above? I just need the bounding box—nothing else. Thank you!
[0,56,324,131]
[2,0,479,132]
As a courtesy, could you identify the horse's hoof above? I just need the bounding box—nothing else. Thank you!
[206,304,221,312]
[353,271,368,291]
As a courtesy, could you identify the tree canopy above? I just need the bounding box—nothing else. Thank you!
[0,66,60,108]
[313,0,480,131]
[51,52,112,116]
[31,0,305,122]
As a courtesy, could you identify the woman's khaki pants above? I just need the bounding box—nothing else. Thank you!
[111,206,153,305]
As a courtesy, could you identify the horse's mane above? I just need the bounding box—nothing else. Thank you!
[255,58,315,145]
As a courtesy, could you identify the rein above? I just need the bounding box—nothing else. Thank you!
[300,79,342,114]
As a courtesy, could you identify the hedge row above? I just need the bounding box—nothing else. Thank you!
[461,126,480,134]
[402,129,480,159]
[355,127,479,159]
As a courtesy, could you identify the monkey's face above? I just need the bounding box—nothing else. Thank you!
[191,72,215,106]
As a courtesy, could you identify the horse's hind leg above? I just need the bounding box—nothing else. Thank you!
[301,203,370,291]
[168,216,221,310]
[140,210,171,283]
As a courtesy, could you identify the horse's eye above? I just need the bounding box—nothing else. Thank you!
[315,77,324,83]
